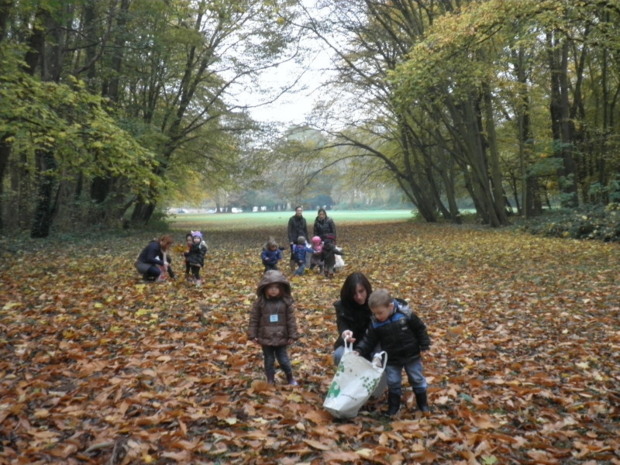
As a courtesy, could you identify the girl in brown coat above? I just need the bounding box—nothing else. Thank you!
[247,270,300,385]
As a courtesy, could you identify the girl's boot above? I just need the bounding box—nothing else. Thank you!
[386,393,400,416]
[414,390,430,412]
[265,370,275,384]
[285,372,299,386]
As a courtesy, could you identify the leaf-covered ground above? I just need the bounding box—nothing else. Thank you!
[1,222,618,464]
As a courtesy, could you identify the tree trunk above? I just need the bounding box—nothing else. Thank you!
[88,177,114,223]
[83,1,98,89]
[547,32,578,207]
[437,155,461,224]
[31,150,58,238]
[130,199,156,225]
[0,139,11,231]
[448,96,501,226]
[397,116,438,222]
[512,46,542,218]
[0,0,12,40]
[90,0,131,219]
[482,83,508,225]
[102,0,130,101]
[28,5,68,237]
[0,0,13,231]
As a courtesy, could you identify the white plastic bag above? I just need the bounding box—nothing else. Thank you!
[334,253,345,270]
[323,342,387,419]
[370,354,388,399]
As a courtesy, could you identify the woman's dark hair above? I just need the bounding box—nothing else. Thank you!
[340,272,372,306]
[317,207,327,217]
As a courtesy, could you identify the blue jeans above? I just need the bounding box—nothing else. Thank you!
[385,357,427,397]
[262,345,292,376]
[294,263,306,275]
[135,260,161,280]
[333,345,346,366]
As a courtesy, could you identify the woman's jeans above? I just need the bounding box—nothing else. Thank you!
[135,260,161,280]
[385,356,427,396]
[262,345,292,375]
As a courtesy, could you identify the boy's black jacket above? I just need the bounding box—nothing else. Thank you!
[356,299,431,365]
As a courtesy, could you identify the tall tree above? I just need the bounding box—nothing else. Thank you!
[303,0,459,222]
[0,0,300,232]
[391,0,620,221]
[0,0,161,236]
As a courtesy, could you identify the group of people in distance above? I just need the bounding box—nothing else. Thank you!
[134,206,431,418]
[262,206,342,277]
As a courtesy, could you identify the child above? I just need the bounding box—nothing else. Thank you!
[184,230,208,285]
[291,236,314,276]
[184,232,193,279]
[247,270,300,385]
[320,238,344,278]
[261,237,283,272]
[353,288,431,416]
[309,236,323,273]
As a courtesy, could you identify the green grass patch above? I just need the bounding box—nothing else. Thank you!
[170,209,416,231]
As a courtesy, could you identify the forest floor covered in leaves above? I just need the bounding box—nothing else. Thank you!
[0,222,618,464]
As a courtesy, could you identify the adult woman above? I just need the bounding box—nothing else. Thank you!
[287,206,309,247]
[332,272,373,365]
[313,208,336,242]
[134,235,174,281]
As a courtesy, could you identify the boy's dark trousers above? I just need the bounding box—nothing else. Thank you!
[189,264,200,280]
[263,261,278,272]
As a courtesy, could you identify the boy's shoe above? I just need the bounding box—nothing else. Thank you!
[195,279,202,287]
[386,393,400,416]
[415,391,430,413]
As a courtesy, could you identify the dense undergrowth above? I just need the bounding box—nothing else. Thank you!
[516,203,620,242]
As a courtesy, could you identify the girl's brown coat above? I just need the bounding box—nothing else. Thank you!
[247,271,299,346]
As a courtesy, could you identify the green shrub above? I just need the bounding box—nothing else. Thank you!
[519,203,620,242]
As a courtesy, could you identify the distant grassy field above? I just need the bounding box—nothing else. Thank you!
[170,209,415,231]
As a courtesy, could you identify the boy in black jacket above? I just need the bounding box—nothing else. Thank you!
[353,288,431,416]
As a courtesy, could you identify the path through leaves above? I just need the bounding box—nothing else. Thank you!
[1,223,618,464]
